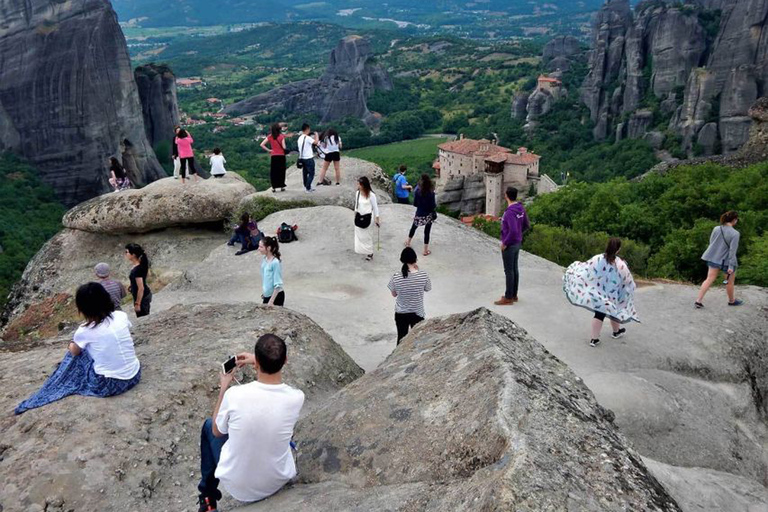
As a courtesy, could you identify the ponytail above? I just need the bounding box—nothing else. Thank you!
[399,247,417,278]
[263,236,281,260]
[605,237,621,265]
[720,210,738,225]
[401,263,409,279]
[125,243,150,269]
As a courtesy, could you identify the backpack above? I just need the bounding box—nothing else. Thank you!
[278,223,298,243]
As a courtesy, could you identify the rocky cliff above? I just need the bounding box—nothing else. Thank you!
[134,64,181,152]
[225,36,392,126]
[582,0,768,154]
[0,0,165,207]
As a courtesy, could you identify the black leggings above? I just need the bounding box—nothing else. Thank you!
[408,222,432,244]
[395,312,423,344]
[594,312,619,322]
[263,291,285,306]
[180,157,196,178]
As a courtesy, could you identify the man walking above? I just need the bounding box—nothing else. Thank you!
[393,165,412,204]
[297,123,318,193]
[495,187,530,306]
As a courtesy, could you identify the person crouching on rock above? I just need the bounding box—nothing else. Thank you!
[176,128,199,184]
[125,243,152,317]
[15,283,141,414]
[354,176,380,262]
[108,157,132,192]
[196,334,304,512]
[260,123,287,193]
[229,212,263,256]
[695,210,743,308]
[259,236,284,307]
[209,147,227,178]
[563,237,639,347]
[388,247,432,344]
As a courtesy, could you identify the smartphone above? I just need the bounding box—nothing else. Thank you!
[221,355,237,374]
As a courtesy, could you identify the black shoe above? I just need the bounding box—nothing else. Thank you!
[235,250,247,256]
[589,338,600,347]
[226,242,234,246]
[611,328,626,339]
[198,495,217,512]
[694,301,704,309]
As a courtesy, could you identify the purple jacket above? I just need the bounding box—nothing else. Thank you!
[501,202,530,246]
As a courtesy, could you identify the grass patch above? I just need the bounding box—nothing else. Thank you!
[346,137,447,185]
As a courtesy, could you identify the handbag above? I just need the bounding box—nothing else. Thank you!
[354,192,372,229]
[296,135,310,169]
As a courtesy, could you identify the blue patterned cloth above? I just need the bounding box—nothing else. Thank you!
[563,254,640,324]
[15,351,141,415]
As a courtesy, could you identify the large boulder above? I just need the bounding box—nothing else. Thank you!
[0,304,363,511]
[62,173,255,234]
[134,63,181,151]
[242,308,681,511]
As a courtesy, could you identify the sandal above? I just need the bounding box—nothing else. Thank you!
[423,249,431,256]
[365,255,373,261]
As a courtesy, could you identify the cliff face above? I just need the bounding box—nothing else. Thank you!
[0,0,165,206]
[582,0,768,154]
[134,64,180,151]
[225,36,392,125]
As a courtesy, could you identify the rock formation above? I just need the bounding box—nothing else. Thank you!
[542,35,581,72]
[134,64,181,152]
[436,173,485,214]
[225,36,392,126]
[0,0,166,206]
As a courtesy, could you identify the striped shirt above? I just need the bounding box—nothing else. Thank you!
[388,270,432,318]
[99,279,126,309]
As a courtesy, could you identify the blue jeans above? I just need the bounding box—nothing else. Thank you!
[229,232,244,245]
[300,158,315,190]
[502,244,521,299]
[199,418,229,500]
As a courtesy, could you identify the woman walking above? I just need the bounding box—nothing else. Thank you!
[317,128,342,186]
[405,174,437,256]
[388,247,432,344]
[354,176,380,261]
[563,238,639,347]
[259,236,284,307]
[125,243,152,317]
[175,129,199,184]
[695,211,743,308]
[260,123,287,193]
[108,157,132,192]
[15,282,141,414]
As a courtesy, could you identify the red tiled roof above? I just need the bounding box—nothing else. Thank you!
[484,154,508,163]
[505,153,540,165]
[438,138,510,156]
[538,75,561,84]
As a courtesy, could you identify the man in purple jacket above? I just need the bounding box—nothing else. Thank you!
[495,187,530,306]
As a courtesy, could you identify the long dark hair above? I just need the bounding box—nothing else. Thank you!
[720,211,738,224]
[110,157,126,179]
[177,129,189,139]
[262,236,281,260]
[400,247,417,278]
[240,212,251,227]
[358,176,372,197]
[270,123,282,140]
[605,237,621,265]
[418,174,433,196]
[125,243,150,271]
[322,128,339,144]
[76,282,116,327]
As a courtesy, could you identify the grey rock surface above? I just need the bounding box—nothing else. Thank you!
[511,91,529,119]
[0,0,165,206]
[135,63,181,151]
[627,110,653,138]
[696,122,719,155]
[436,173,485,215]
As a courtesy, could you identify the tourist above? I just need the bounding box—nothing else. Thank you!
[316,128,342,186]
[393,165,412,204]
[297,123,318,193]
[209,148,227,178]
[94,262,126,309]
[388,247,432,344]
[172,125,181,179]
[108,157,132,192]
[563,238,639,347]
[229,213,263,256]
[196,334,304,512]
[405,174,437,256]
[354,176,380,262]
[695,211,743,308]
[176,129,199,184]
[15,282,141,414]
[125,243,152,317]
[260,123,287,193]
[494,187,530,306]
[259,237,284,307]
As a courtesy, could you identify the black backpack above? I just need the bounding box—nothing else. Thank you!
[278,223,298,243]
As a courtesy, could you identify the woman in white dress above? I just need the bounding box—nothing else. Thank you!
[354,176,380,261]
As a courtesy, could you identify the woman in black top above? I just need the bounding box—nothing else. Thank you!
[405,174,437,256]
[125,243,152,317]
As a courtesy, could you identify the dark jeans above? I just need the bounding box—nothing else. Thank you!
[263,291,285,306]
[228,232,244,245]
[408,222,432,244]
[395,312,423,344]
[180,157,196,178]
[300,158,315,190]
[396,196,410,205]
[198,418,229,501]
[133,292,152,317]
[240,232,263,253]
[502,244,521,299]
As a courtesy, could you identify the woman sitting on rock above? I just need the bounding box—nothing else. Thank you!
[108,157,132,192]
[175,128,199,185]
[259,236,284,307]
[388,247,432,344]
[260,123,287,193]
[354,176,380,262]
[126,243,152,317]
[15,283,141,414]
[563,237,639,347]
[405,174,437,256]
[228,212,263,256]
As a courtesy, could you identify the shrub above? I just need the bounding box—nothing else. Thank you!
[737,232,768,287]
[232,196,314,225]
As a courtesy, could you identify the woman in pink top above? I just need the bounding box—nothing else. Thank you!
[260,123,287,192]
[175,129,199,184]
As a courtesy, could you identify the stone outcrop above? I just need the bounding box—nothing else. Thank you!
[241,309,681,511]
[62,173,255,234]
[0,0,165,206]
[0,304,363,511]
[225,36,392,126]
[135,64,181,152]
[436,174,485,215]
[542,35,581,72]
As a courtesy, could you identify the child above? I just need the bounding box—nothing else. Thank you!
[210,148,227,178]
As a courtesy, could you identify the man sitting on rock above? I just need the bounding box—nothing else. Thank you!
[197,333,305,512]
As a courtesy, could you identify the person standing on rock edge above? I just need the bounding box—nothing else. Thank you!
[196,334,304,512]
[405,174,437,256]
[125,243,152,317]
[172,125,181,179]
[260,123,287,193]
[393,165,413,204]
[354,176,380,262]
[297,123,319,193]
[695,211,744,308]
[176,129,199,184]
[563,238,639,347]
[495,187,529,306]
[259,237,285,307]
[316,128,342,186]
[388,247,432,344]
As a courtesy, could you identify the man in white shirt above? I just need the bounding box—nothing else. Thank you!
[297,123,318,193]
[197,334,305,512]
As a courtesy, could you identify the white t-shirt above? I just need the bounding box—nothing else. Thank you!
[210,154,227,175]
[215,381,305,502]
[321,135,341,153]
[297,134,315,159]
[73,311,140,380]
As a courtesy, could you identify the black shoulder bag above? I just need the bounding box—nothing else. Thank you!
[296,135,309,169]
[354,191,372,229]
[720,226,731,270]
